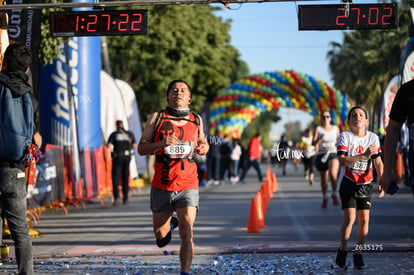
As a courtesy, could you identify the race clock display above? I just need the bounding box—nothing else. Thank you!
[50,10,148,37]
[298,3,398,30]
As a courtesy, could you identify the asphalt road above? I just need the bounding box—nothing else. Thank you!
[1,161,414,274]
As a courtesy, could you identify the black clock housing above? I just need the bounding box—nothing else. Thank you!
[50,10,148,37]
[298,3,398,31]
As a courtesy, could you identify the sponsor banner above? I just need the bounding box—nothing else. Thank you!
[27,148,65,209]
[115,78,147,175]
[380,75,400,129]
[38,43,73,149]
[6,0,41,98]
[100,71,139,178]
[399,8,414,84]
[101,70,128,138]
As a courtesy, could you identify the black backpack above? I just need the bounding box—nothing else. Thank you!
[0,85,34,162]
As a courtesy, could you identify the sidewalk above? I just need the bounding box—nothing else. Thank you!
[1,163,414,274]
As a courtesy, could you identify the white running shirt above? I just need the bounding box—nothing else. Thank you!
[337,130,381,185]
[316,125,339,154]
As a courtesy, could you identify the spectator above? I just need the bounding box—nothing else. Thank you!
[239,133,264,183]
[380,78,414,195]
[399,123,410,186]
[219,134,233,183]
[0,43,35,275]
[107,120,136,205]
[206,130,222,186]
[279,135,289,176]
[230,138,242,184]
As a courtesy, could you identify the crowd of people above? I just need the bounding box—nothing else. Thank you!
[201,132,260,186]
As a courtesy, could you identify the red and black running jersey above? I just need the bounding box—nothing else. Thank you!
[152,110,199,191]
[337,130,381,185]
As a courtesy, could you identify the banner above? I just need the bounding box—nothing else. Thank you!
[115,78,147,175]
[399,8,414,84]
[100,70,139,178]
[6,0,41,98]
[380,75,400,129]
[27,148,65,209]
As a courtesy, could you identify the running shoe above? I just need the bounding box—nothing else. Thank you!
[353,253,365,269]
[331,194,339,206]
[335,248,347,268]
[171,216,179,230]
[156,217,178,248]
[321,197,328,209]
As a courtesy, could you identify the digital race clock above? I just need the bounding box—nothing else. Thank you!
[50,10,148,37]
[298,3,398,31]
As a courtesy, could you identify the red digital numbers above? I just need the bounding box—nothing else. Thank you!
[335,5,395,28]
[101,14,110,31]
[382,7,393,25]
[298,4,397,30]
[87,15,98,32]
[336,8,347,26]
[131,13,143,31]
[118,14,128,31]
[51,10,148,37]
[368,8,379,25]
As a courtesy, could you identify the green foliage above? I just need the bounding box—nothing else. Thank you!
[241,110,278,149]
[39,0,66,65]
[107,5,246,120]
[282,120,302,145]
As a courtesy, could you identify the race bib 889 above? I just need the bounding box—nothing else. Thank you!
[165,140,194,159]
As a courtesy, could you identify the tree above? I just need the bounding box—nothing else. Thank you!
[39,0,66,65]
[107,5,247,119]
[240,109,279,150]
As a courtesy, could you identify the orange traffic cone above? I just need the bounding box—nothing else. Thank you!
[247,197,262,233]
[260,184,269,214]
[266,168,272,182]
[272,173,278,193]
[393,151,405,183]
[255,192,265,227]
[266,177,273,199]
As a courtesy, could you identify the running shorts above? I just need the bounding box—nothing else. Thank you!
[339,177,373,210]
[150,187,199,212]
[315,152,338,172]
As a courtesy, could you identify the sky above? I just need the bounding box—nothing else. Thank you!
[212,0,379,140]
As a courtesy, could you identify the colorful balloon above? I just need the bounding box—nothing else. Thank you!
[209,70,350,138]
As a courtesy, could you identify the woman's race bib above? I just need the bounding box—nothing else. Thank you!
[164,140,194,159]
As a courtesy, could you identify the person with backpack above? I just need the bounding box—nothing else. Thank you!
[107,120,136,205]
[137,80,209,275]
[0,43,36,275]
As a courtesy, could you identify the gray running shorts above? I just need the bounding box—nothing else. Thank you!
[150,187,199,212]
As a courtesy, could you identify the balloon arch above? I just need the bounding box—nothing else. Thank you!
[209,70,350,138]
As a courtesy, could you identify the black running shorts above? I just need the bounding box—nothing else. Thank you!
[315,153,338,172]
[339,177,373,210]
